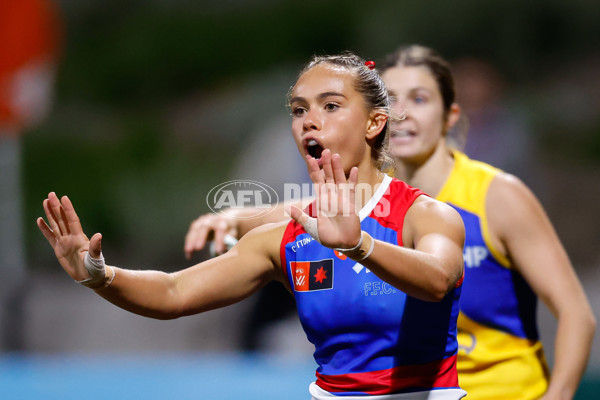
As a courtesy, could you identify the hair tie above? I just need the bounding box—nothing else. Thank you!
[365,60,376,70]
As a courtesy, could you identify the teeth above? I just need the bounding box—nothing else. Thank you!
[392,129,410,137]
[307,139,318,146]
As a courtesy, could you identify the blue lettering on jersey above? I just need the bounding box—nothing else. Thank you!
[364,281,397,296]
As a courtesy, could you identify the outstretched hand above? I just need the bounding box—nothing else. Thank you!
[184,213,238,259]
[287,149,361,249]
[37,192,100,282]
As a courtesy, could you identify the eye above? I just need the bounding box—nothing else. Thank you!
[324,103,339,111]
[414,96,425,104]
[291,107,306,117]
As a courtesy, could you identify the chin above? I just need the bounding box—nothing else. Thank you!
[391,149,424,165]
[389,147,411,160]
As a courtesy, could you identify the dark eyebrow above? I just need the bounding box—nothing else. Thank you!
[318,91,346,100]
[290,92,347,104]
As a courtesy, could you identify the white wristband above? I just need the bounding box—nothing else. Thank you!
[78,251,107,288]
[334,231,363,252]
[335,231,375,261]
[359,235,375,261]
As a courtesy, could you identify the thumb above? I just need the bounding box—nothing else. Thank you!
[287,205,320,243]
[89,233,103,259]
[287,205,308,226]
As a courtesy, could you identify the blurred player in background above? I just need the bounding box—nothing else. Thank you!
[381,45,594,400]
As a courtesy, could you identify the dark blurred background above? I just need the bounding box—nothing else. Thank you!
[1,0,599,398]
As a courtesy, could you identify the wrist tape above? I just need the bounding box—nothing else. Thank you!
[303,216,321,243]
[78,251,115,289]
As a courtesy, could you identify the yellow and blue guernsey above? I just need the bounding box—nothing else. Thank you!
[437,151,549,399]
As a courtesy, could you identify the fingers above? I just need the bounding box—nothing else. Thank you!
[306,155,324,185]
[183,242,194,260]
[331,153,347,184]
[40,192,87,242]
[309,150,350,185]
[184,214,236,259]
[331,154,355,214]
[184,219,210,259]
[42,197,61,235]
[348,166,358,186]
[60,195,84,236]
[320,150,335,184]
[37,217,56,245]
[49,192,70,235]
[306,150,361,218]
[345,167,358,217]
[213,223,228,255]
[307,150,343,199]
[89,233,103,258]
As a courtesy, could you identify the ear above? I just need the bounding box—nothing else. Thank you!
[366,111,388,140]
[445,103,461,131]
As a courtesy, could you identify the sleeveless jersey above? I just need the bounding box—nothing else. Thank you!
[280,175,464,397]
[437,151,549,399]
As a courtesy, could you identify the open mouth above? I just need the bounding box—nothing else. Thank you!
[305,138,324,160]
[390,129,415,138]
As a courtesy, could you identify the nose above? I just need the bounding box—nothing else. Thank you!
[391,100,409,122]
[302,109,321,132]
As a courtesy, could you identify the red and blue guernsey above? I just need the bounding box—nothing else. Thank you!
[280,175,465,398]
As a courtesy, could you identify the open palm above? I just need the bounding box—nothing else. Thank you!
[37,192,100,282]
[289,149,361,249]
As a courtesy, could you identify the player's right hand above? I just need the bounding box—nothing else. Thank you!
[184,213,238,259]
[37,192,101,282]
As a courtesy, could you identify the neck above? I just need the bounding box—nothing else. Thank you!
[354,161,386,210]
[393,143,455,197]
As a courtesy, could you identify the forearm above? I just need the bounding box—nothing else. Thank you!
[95,226,284,320]
[358,234,461,302]
[94,267,183,320]
[545,309,596,399]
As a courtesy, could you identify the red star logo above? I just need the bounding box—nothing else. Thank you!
[314,266,327,284]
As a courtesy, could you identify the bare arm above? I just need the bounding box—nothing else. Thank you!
[37,192,287,320]
[361,196,465,302]
[488,173,596,399]
[184,198,311,258]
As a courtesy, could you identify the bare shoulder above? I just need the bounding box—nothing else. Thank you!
[234,220,290,278]
[409,195,463,226]
[487,172,544,222]
[488,172,539,209]
[487,171,549,242]
[404,195,465,247]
